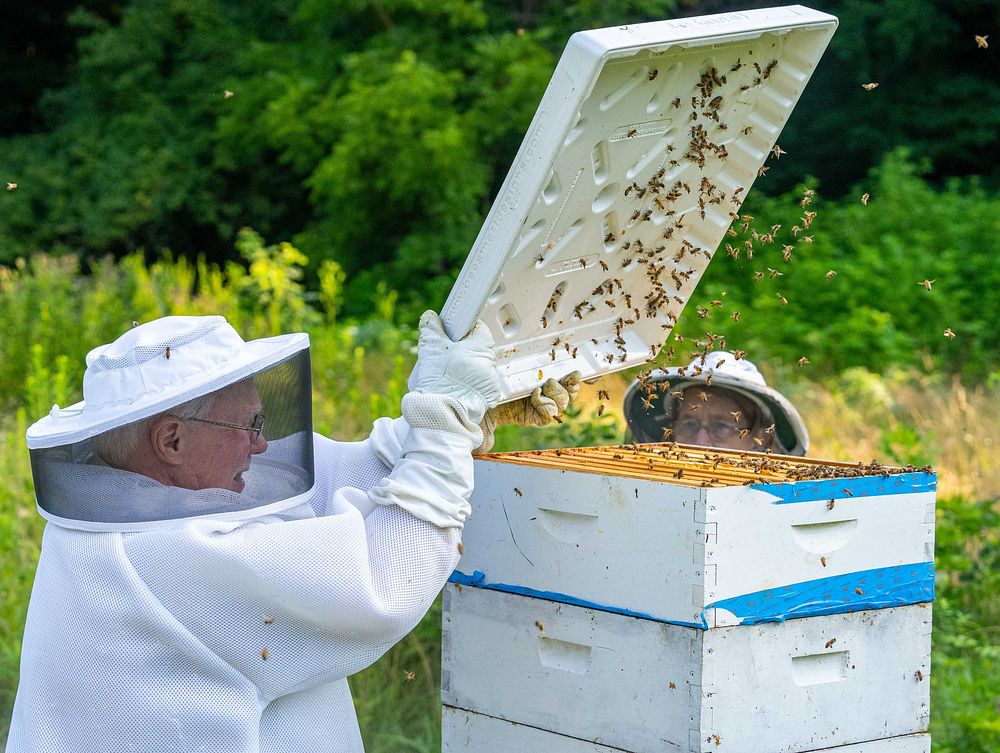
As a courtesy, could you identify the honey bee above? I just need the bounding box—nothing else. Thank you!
[861,82,879,91]
[915,670,924,681]
[820,556,828,567]
[797,357,809,367]
[513,487,523,497]
[534,254,545,264]
[800,235,814,244]
[671,97,681,108]
[920,279,935,291]
[730,410,742,423]
[975,35,989,49]
[405,671,416,682]
[768,267,782,279]
[626,128,638,138]
[264,616,274,625]
[164,346,171,359]
[6,182,16,191]
[738,428,749,439]
[541,316,547,328]
[771,145,786,159]
[604,231,615,244]
[734,350,746,360]
[550,349,556,361]
[648,68,659,80]
[825,638,836,649]
[630,210,641,221]
[777,294,788,305]
[261,647,269,661]
[752,271,764,282]
[824,270,837,280]
[599,260,609,271]
[855,587,864,595]
[943,328,956,339]
[697,307,709,318]
[827,499,836,510]
[572,347,578,358]
[757,165,769,177]
[224,90,234,99]
[597,404,606,416]
[579,258,588,268]
[457,542,464,555]
[861,193,870,206]
[534,620,544,631]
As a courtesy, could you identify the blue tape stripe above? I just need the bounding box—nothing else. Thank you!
[753,472,936,504]
[448,570,707,629]
[450,562,934,630]
[703,562,935,625]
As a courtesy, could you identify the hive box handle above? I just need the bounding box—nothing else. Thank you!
[790,519,859,554]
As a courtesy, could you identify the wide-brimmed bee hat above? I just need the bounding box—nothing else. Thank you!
[623,351,809,455]
[26,316,308,449]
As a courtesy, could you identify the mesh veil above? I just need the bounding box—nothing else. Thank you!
[29,350,314,526]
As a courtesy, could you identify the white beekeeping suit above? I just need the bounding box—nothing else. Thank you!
[6,312,499,753]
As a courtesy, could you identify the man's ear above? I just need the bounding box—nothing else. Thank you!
[149,415,186,466]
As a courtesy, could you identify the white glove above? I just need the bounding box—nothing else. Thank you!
[409,311,500,426]
[475,371,582,455]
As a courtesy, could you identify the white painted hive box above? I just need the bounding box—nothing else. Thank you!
[442,585,932,753]
[442,708,931,753]
[442,707,931,753]
[453,445,936,628]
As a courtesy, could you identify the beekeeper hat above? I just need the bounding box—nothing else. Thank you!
[623,351,809,455]
[26,315,309,449]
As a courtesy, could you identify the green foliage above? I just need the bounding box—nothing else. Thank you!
[931,495,1000,752]
[492,403,623,452]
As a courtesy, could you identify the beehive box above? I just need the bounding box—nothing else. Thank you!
[442,706,932,753]
[442,585,932,753]
[452,444,936,628]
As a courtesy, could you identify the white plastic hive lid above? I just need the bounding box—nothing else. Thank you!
[442,5,838,400]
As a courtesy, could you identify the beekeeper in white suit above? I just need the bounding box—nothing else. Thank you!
[6,311,578,752]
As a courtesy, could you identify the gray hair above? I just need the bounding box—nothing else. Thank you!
[90,391,221,468]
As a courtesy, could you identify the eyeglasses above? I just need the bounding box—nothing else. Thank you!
[186,412,266,442]
[672,417,743,442]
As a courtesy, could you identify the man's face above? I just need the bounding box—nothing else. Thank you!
[671,386,759,451]
[175,381,268,492]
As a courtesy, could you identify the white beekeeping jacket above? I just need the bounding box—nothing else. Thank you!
[6,411,467,752]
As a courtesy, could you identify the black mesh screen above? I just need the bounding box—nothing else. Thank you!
[30,350,314,525]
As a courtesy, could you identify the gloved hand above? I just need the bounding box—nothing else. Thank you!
[475,371,582,454]
[409,311,500,426]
